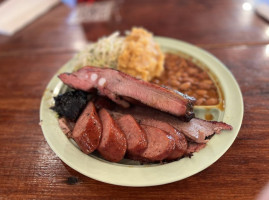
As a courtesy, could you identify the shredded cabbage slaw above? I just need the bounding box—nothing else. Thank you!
[73,32,124,71]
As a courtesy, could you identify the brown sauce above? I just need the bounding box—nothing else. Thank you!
[205,113,214,121]
[151,53,219,106]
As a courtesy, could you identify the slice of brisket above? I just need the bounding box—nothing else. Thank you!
[58,117,75,138]
[186,143,207,155]
[112,105,232,143]
[58,66,195,121]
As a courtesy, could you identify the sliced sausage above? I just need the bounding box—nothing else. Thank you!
[130,125,175,162]
[97,109,127,162]
[116,115,147,156]
[72,102,102,154]
[139,118,187,160]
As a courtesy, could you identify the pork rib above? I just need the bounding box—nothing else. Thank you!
[58,66,195,121]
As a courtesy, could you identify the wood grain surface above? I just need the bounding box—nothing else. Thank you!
[0,1,269,199]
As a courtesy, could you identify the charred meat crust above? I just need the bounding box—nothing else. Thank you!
[185,101,195,122]
[51,90,88,121]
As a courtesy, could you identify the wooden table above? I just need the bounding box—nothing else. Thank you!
[0,0,269,199]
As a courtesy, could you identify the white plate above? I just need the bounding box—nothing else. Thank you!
[40,37,243,187]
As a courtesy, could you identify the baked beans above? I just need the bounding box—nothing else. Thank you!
[151,53,219,106]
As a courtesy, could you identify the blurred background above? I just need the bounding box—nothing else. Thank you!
[0,0,269,53]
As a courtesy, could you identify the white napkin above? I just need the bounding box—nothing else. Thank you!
[0,0,60,36]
